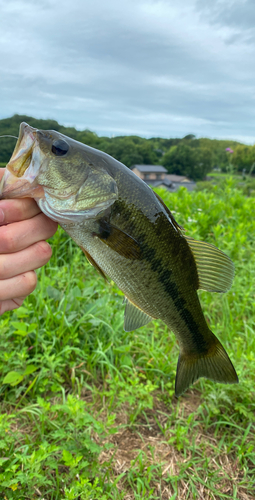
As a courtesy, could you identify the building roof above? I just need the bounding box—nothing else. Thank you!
[153,179,196,192]
[165,174,192,183]
[132,165,167,173]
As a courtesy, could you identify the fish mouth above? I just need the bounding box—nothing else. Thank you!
[8,122,36,177]
[0,122,45,199]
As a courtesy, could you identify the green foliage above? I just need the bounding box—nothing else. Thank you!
[240,177,255,196]
[98,136,158,168]
[0,115,157,167]
[196,173,255,198]
[232,144,255,172]
[0,115,250,181]
[0,179,255,498]
[161,142,213,180]
[0,394,110,499]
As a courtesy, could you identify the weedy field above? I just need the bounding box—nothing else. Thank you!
[0,178,255,499]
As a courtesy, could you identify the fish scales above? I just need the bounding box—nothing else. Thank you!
[62,186,205,347]
[0,122,239,396]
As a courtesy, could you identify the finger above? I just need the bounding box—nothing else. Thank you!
[0,168,5,181]
[0,241,52,280]
[0,213,58,253]
[0,271,37,301]
[0,297,25,316]
[0,198,42,225]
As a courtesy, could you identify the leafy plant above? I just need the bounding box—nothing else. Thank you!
[0,180,255,498]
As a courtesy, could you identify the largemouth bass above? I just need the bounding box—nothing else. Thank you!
[0,123,238,396]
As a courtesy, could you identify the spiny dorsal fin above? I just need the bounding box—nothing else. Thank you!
[185,236,234,292]
[154,192,183,232]
[124,298,153,332]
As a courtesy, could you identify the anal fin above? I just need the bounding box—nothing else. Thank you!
[124,298,153,332]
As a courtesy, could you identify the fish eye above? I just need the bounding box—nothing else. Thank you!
[51,139,69,156]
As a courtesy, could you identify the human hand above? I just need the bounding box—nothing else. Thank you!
[0,168,58,315]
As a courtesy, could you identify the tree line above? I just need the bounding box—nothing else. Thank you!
[0,114,253,181]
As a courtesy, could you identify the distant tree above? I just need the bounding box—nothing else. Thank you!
[76,130,100,148]
[196,138,240,171]
[183,134,196,141]
[162,144,194,176]
[136,142,158,165]
[232,145,255,172]
[0,115,248,177]
[98,137,157,168]
[161,143,212,180]
[148,137,181,153]
[187,147,213,180]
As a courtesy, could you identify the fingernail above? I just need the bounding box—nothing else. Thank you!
[0,208,4,224]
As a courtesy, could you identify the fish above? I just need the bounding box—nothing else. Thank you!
[0,122,238,396]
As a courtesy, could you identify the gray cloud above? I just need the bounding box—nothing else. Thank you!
[0,0,254,142]
[196,0,255,29]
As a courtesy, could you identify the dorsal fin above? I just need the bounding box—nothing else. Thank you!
[154,192,183,232]
[124,298,153,332]
[185,236,234,292]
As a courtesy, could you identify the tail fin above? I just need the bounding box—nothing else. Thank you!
[175,334,238,397]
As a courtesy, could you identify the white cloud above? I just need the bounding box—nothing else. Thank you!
[0,0,254,142]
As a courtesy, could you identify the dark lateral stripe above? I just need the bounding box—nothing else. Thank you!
[141,240,207,351]
[111,198,206,350]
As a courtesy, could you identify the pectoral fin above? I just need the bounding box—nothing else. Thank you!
[124,298,153,331]
[185,236,234,292]
[96,219,141,260]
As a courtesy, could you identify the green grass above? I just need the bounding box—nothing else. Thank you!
[198,172,255,197]
[0,177,255,499]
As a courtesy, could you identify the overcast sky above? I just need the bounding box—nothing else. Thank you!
[1,0,255,142]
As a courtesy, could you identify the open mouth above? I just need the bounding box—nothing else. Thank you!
[0,123,44,199]
[7,122,36,177]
